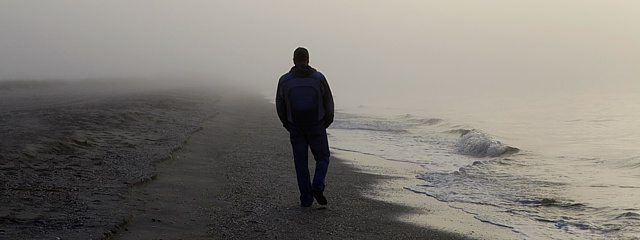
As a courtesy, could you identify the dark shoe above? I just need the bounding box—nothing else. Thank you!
[301,198,313,207]
[311,189,327,205]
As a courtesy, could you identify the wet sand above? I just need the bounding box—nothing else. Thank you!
[2,80,514,239]
[332,151,521,239]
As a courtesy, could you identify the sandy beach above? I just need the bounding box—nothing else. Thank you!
[116,88,479,240]
[1,80,517,239]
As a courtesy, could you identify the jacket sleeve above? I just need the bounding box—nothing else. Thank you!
[320,74,334,128]
[275,80,290,130]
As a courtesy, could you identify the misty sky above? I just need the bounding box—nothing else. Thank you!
[1,1,639,106]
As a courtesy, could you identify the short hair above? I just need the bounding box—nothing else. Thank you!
[293,47,309,65]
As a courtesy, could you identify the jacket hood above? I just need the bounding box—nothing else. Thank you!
[290,65,317,78]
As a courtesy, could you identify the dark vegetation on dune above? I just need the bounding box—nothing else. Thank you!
[0,82,218,239]
[0,80,69,91]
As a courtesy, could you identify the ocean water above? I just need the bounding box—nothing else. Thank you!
[327,90,640,239]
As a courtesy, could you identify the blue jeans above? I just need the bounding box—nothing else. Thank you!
[289,124,330,205]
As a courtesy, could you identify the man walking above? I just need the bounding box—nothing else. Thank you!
[276,47,334,207]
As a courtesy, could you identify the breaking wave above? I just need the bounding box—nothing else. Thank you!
[454,130,519,157]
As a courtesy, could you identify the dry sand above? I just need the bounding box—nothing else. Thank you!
[116,89,515,239]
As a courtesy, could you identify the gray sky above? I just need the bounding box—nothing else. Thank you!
[1,1,638,106]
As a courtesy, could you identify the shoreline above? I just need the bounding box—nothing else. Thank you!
[331,150,522,239]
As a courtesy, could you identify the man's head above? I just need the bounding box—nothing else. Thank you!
[293,47,309,66]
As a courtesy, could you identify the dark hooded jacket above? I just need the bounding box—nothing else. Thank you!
[276,65,334,130]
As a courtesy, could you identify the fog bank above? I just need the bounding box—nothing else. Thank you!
[2,1,639,107]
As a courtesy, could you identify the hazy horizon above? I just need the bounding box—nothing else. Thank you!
[2,1,639,107]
